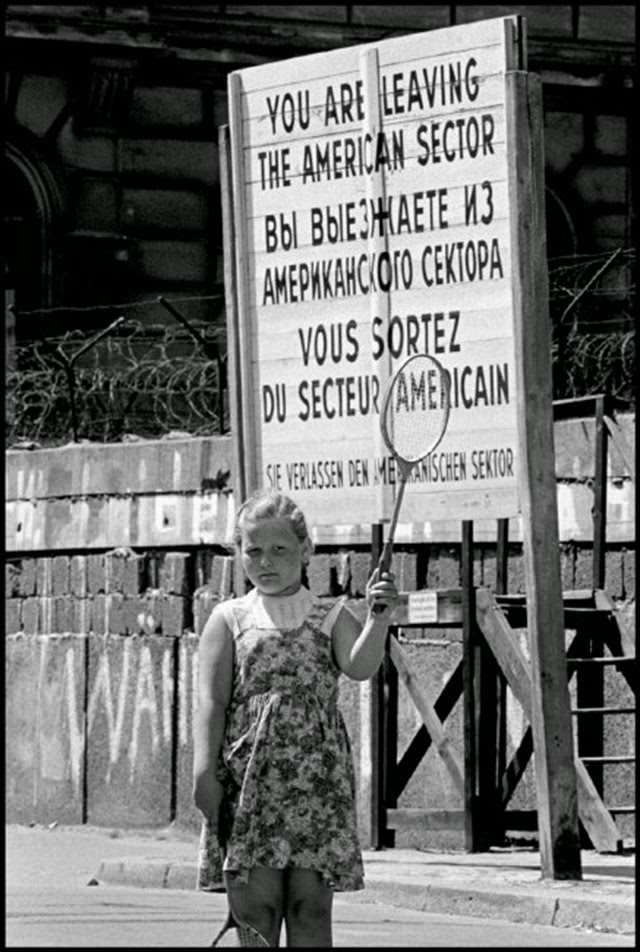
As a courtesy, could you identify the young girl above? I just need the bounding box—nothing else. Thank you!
[193,489,398,947]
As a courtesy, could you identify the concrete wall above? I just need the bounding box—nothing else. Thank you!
[5,420,635,846]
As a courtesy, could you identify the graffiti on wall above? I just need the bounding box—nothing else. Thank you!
[34,637,199,794]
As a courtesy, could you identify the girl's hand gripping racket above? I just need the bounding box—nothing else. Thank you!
[372,353,451,613]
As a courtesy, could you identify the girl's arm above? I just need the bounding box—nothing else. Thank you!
[331,568,399,681]
[193,606,233,820]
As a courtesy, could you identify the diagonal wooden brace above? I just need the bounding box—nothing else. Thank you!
[475,588,621,852]
[389,635,465,796]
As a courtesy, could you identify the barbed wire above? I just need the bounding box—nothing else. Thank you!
[548,248,635,403]
[5,251,636,447]
[7,312,228,446]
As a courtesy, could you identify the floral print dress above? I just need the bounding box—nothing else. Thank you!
[213,585,364,892]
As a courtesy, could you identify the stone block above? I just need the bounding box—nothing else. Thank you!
[5,598,22,634]
[392,552,418,592]
[507,548,525,594]
[6,634,39,822]
[91,594,107,635]
[350,552,372,596]
[19,559,37,596]
[6,634,86,825]
[6,561,21,597]
[122,595,144,635]
[427,547,459,588]
[603,761,635,841]
[331,550,351,593]
[193,587,220,636]
[85,634,176,827]
[71,599,91,634]
[160,552,190,595]
[87,554,106,594]
[574,165,627,206]
[578,3,635,42]
[138,590,164,634]
[232,4,347,22]
[123,552,145,595]
[209,555,234,597]
[105,549,127,593]
[560,545,574,591]
[70,556,88,598]
[174,634,202,833]
[53,596,72,633]
[106,593,127,635]
[52,556,70,595]
[352,4,449,28]
[307,554,332,596]
[35,558,53,596]
[574,547,593,590]
[545,112,584,176]
[473,548,483,588]
[129,87,203,130]
[482,547,497,591]
[162,595,189,637]
[594,115,628,158]
[22,598,40,635]
[605,549,624,599]
[603,661,635,709]
[39,596,54,634]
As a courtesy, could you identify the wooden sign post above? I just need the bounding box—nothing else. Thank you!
[507,71,582,879]
[223,15,583,878]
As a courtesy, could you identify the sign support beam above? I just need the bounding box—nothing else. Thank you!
[507,70,581,880]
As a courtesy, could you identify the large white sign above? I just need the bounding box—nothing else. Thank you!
[228,16,524,533]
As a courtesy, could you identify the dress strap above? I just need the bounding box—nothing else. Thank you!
[217,593,255,637]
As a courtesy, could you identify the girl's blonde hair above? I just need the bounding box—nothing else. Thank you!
[233,489,311,548]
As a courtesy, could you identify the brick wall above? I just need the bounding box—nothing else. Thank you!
[5,426,635,844]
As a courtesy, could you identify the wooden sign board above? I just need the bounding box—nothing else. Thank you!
[227,16,524,533]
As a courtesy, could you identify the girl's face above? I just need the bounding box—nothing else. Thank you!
[239,516,310,596]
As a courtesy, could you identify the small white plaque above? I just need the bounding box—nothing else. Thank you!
[407,590,438,624]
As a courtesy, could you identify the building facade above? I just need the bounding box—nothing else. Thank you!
[5,5,635,341]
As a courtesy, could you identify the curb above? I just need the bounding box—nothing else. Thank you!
[354,877,635,936]
[94,858,635,936]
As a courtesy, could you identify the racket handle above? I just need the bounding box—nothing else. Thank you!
[378,539,394,574]
[371,540,394,614]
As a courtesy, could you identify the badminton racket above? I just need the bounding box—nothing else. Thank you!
[198,818,270,947]
[372,353,451,611]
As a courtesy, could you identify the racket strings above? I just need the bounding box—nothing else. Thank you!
[382,358,450,464]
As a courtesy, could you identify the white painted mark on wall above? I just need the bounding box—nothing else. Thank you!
[64,646,85,795]
[129,645,160,780]
[87,641,131,783]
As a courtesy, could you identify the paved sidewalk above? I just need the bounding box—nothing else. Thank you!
[89,825,635,936]
[7,824,635,936]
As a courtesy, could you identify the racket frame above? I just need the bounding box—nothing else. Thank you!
[376,354,451,576]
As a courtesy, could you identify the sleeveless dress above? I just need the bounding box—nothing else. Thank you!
[212,585,365,892]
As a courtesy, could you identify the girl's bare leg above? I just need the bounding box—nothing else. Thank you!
[225,867,285,946]
[284,868,333,947]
